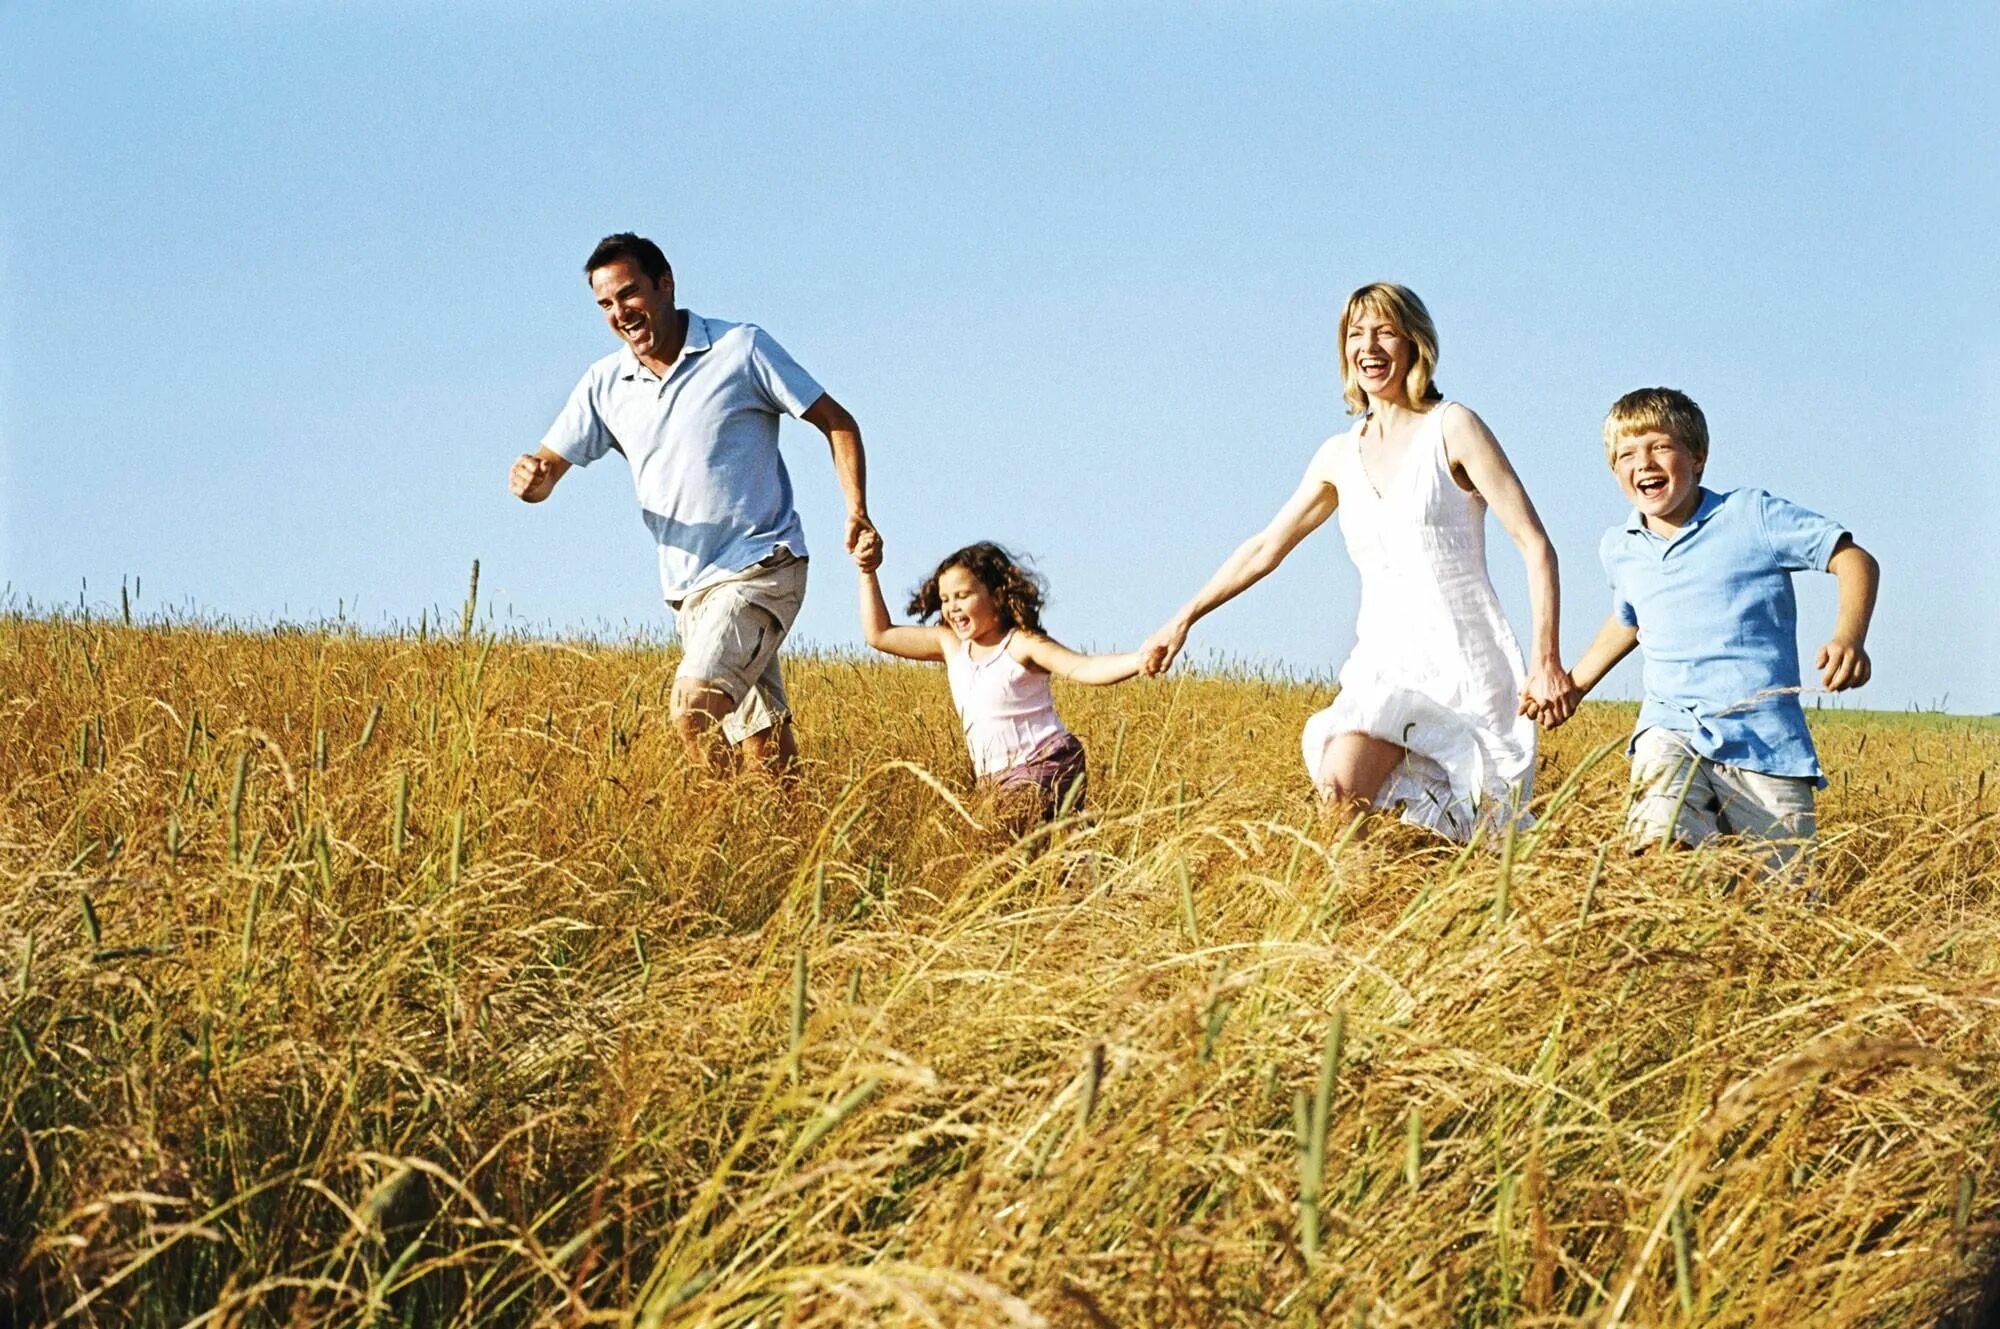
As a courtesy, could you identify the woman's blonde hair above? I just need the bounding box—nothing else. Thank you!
[1337,283,1443,416]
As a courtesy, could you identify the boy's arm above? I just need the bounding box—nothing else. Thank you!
[1817,537,1879,691]
[1015,632,1145,686]
[1569,613,1641,698]
[857,566,946,662]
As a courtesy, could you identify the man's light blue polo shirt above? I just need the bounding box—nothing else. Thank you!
[1600,486,1848,783]
[539,311,825,602]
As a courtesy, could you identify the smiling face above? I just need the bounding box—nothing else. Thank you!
[589,258,677,364]
[1343,307,1417,407]
[936,565,1007,646]
[1610,430,1706,530]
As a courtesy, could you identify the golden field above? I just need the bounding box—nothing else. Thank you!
[3,604,1998,1326]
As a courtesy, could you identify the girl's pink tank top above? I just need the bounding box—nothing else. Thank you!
[942,630,1069,777]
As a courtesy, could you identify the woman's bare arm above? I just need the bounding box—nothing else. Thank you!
[1441,403,1578,724]
[1141,452,1341,675]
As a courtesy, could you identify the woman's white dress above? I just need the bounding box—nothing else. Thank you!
[1300,402,1537,841]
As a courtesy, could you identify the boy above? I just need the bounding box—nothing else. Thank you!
[1556,387,1880,874]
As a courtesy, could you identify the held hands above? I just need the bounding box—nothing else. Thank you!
[1518,661,1582,730]
[1816,637,1872,691]
[848,515,884,573]
[509,453,559,503]
[1140,620,1189,677]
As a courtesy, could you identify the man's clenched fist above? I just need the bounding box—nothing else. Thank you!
[510,453,561,503]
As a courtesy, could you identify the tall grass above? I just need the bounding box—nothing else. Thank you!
[2,606,1997,1325]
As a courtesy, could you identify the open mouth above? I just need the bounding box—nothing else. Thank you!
[1358,357,1390,377]
[1635,476,1668,499]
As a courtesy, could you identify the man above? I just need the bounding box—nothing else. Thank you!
[510,232,881,775]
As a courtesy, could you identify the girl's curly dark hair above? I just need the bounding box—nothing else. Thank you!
[906,542,1046,634]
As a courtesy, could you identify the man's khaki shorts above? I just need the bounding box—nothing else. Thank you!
[671,550,808,744]
[1626,727,1817,875]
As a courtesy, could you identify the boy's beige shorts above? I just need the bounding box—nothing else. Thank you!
[670,549,808,744]
[1626,727,1818,875]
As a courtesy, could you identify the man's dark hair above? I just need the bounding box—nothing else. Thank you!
[585,233,670,285]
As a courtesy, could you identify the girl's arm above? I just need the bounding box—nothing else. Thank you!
[1568,612,1641,699]
[1441,404,1579,724]
[1141,453,1341,675]
[1816,537,1878,690]
[857,566,947,662]
[1011,631,1145,686]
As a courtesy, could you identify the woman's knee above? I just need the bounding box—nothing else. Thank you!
[1318,777,1370,808]
[1316,757,1388,810]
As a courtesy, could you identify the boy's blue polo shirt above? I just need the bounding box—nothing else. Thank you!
[1600,486,1847,783]
[538,311,825,603]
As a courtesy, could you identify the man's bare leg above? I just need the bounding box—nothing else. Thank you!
[737,718,799,778]
[672,680,740,779]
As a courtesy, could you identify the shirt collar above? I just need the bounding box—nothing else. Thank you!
[617,310,710,380]
[1625,486,1724,537]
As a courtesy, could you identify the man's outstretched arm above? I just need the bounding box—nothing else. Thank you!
[509,448,573,503]
[800,394,879,559]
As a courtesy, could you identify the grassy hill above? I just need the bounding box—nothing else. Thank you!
[3,612,1997,1325]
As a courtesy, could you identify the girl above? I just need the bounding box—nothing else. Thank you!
[1142,283,1576,841]
[858,542,1143,825]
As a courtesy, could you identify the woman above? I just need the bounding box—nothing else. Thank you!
[1143,283,1575,840]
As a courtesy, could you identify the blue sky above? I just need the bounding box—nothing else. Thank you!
[5,3,1996,712]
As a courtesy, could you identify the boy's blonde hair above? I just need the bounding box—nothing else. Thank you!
[1603,387,1710,463]
[1337,283,1443,416]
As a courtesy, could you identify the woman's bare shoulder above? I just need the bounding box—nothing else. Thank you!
[1306,422,1360,480]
